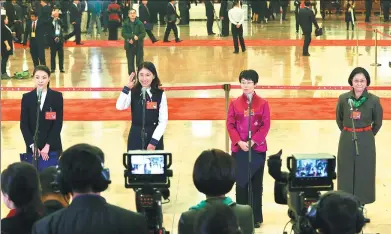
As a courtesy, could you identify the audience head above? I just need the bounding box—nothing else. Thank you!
[40,167,71,206]
[307,191,365,234]
[195,203,242,234]
[305,1,311,7]
[1,162,43,214]
[56,143,111,195]
[238,69,258,95]
[142,0,148,5]
[1,15,8,25]
[128,9,137,20]
[135,61,162,92]
[33,65,51,90]
[30,11,37,21]
[193,149,236,197]
[348,67,370,92]
[52,6,60,18]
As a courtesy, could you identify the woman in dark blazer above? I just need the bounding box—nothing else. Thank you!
[20,65,64,161]
[1,15,14,79]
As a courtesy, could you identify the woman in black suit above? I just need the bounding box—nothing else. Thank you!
[20,65,64,161]
[1,15,14,79]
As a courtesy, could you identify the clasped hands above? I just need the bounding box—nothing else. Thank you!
[31,144,50,161]
[238,140,255,152]
[128,35,139,44]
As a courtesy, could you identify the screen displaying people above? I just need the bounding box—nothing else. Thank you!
[131,155,164,175]
[295,159,328,178]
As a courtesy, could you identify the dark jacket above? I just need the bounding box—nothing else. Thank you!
[166,2,180,22]
[205,1,214,17]
[1,24,14,56]
[1,210,42,234]
[298,7,319,34]
[23,19,46,46]
[32,195,149,234]
[178,197,254,234]
[49,18,65,44]
[139,4,151,23]
[69,2,82,24]
[122,18,146,50]
[20,88,63,153]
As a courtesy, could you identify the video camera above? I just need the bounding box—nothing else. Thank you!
[267,150,336,234]
[123,150,173,234]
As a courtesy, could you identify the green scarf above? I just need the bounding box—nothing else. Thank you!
[350,95,368,108]
[189,197,234,210]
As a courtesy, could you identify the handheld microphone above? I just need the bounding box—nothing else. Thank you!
[37,88,43,104]
[141,87,147,102]
[348,98,354,110]
[247,92,253,103]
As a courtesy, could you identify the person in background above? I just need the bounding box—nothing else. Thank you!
[1,15,15,80]
[298,0,319,56]
[23,11,47,67]
[49,6,65,73]
[163,0,182,43]
[139,0,159,43]
[1,162,45,234]
[87,0,102,36]
[345,1,356,30]
[228,0,245,54]
[107,0,121,40]
[64,0,82,45]
[205,0,215,35]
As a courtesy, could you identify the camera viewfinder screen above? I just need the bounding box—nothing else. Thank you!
[131,155,164,175]
[295,159,328,178]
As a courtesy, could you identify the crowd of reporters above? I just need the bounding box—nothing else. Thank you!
[2,143,366,234]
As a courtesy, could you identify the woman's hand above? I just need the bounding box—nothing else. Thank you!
[127,72,136,89]
[40,144,50,161]
[6,45,11,51]
[238,141,249,152]
[147,144,156,150]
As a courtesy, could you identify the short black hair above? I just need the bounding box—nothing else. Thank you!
[40,166,59,196]
[195,203,241,234]
[30,11,37,17]
[59,143,108,193]
[305,1,311,7]
[319,191,364,234]
[193,149,236,197]
[1,162,43,213]
[238,69,259,84]
[348,67,371,86]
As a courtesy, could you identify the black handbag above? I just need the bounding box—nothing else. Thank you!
[315,28,323,37]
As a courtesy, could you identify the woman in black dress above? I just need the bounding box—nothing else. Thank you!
[116,61,168,151]
[1,15,14,79]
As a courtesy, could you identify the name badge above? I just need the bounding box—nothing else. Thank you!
[244,109,254,117]
[350,111,361,120]
[31,32,36,38]
[45,112,57,120]
[146,102,158,110]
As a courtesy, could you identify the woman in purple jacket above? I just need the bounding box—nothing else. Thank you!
[226,69,271,228]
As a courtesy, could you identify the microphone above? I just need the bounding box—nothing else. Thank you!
[247,92,253,103]
[348,98,354,110]
[141,87,147,102]
[37,88,43,104]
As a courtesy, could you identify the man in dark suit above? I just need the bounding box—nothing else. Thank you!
[205,0,215,35]
[178,149,255,234]
[64,0,82,44]
[299,1,319,56]
[31,143,149,234]
[23,11,47,67]
[219,0,230,37]
[139,0,158,43]
[365,0,373,22]
[381,0,390,22]
[178,0,190,25]
[294,0,301,33]
[20,65,63,157]
[163,0,182,42]
[49,6,65,73]
[40,0,52,48]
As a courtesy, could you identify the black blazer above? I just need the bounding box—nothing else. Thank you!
[205,1,214,17]
[1,211,42,234]
[23,19,46,47]
[166,2,180,22]
[69,3,82,24]
[20,88,63,153]
[1,25,14,56]
[139,4,151,23]
[32,195,149,234]
[178,198,254,234]
[298,7,319,34]
[48,18,65,44]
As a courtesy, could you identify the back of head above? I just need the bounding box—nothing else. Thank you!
[1,162,43,220]
[40,166,60,196]
[305,1,311,7]
[312,191,365,234]
[193,149,236,197]
[57,143,111,194]
[195,203,242,234]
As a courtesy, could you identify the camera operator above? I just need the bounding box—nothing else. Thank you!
[307,191,366,234]
[178,149,254,234]
[32,143,149,234]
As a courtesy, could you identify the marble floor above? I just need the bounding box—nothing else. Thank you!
[1,15,391,233]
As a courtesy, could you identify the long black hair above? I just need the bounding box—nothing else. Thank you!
[134,61,162,94]
[1,162,44,224]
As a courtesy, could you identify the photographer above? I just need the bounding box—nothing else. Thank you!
[178,149,254,234]
[32,143,149,234]
[307,191,366,234]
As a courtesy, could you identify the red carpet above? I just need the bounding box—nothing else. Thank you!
[2,98,391,121]
[13,39,391,48]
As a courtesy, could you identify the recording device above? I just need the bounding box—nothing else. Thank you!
[267,150,336,234]
[123,150,173,234]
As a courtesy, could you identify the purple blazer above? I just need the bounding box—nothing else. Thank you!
[227,92,271,153]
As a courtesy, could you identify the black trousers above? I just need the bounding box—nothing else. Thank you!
[235,152,266,223]
[365,1,372,22]
[126,43,144,75]
[294,10,299,32]
[50,43,64,71]
[30,41,46,67]
[231,24,245,52]
[384,3,390,22]
[303,33,312,55]
[346,20,354,30]
[108,21,119,40]
[1,53,10,74]
[221,16,229,36]
[66,23,81,44]
[146,30,157,42]
[164,22,179,41]
[206,15,214,34]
